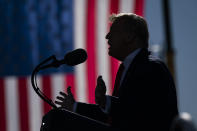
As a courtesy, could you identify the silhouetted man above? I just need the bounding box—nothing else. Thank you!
[55,13,179,131]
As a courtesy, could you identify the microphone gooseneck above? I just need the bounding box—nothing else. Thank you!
[31,48,87,109]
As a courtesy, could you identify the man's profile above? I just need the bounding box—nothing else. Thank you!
[54,13,179,131]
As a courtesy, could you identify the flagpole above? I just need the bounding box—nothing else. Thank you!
[162,0,176,80]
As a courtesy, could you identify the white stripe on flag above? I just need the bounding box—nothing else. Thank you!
[5,77,19,131]
[51,73,65,105]
[119,0,135,13]
[74,0,88,102]
[96,0,112,95]
[27,76,42,131]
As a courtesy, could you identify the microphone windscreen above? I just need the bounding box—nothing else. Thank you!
[64,49,87,66]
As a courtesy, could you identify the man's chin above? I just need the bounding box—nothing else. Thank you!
[108,52,116,59]
[108,51,121,61]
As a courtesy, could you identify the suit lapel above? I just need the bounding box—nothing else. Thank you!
[118,48,150,96]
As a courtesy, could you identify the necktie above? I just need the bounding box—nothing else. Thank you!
[112,63,125,97]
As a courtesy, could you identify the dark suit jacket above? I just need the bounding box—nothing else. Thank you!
[76,48,179,131]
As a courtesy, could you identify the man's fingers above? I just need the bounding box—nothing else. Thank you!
[56,96,65,101]
[67,86,75,103]
[97,76,102,83]
[97,76,106,92]
[97,75,102,81]
[59,91,67,97]
[55,89,75,111]
[55,100,63,105]
[97,76,105,85]
[67,86,72,95]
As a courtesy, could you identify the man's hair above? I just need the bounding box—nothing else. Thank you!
[109,13,149,48]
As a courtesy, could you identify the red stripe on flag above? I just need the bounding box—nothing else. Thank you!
[134,0,145,16]
[109,0,119,14]
[86,0,97,103]
[65,74,76,98]
[42,75,52,114]
[0,78,7,131]
[109,0,120,92]
[18,77,30,131]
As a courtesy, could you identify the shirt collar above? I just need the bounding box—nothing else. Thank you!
[122,48,141,69]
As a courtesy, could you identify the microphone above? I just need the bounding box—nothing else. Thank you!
[64,48,87,66]
[40,48,87,69]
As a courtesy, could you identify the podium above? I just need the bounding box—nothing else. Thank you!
[40,108,112,131]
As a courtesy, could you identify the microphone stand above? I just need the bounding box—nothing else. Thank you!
[31,55,58,109]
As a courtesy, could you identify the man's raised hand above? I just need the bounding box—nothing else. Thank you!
[55,86,75,111]
[95,76,107,108]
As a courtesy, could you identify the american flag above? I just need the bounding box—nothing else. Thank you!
[0,0,144,131]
